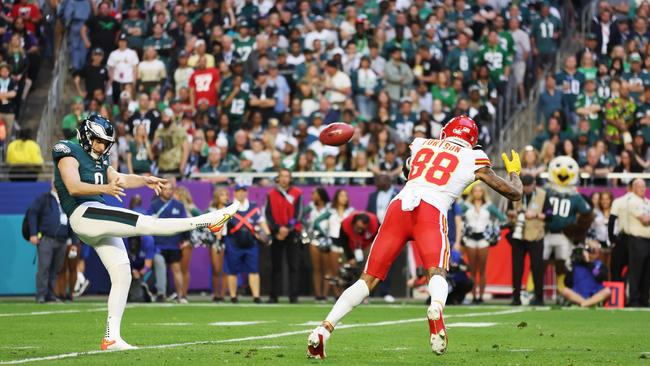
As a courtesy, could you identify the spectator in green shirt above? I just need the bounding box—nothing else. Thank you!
[494,15,515,63]
[578,51,597,81]
[430,72,457,112]
[531,1,561,72]
[61,97,86,141]
[445,32,475,82]
[575,78,603,134]
[200,146,228,173]
[121,4,146,53]
[476,29,511,90]
[622,53,650,102]
[127,124,153,175]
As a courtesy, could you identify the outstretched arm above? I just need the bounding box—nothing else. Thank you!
[107,166,167,195]
[475,167,522,201]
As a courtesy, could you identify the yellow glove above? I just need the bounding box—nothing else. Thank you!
[501,149,521,175]
[462,180,480,196]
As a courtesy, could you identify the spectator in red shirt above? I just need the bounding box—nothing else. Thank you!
[188,56,220,115]
[11,0,41,34]
[336,211,380,266]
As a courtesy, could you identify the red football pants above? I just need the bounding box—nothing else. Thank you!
[364,199,450,280]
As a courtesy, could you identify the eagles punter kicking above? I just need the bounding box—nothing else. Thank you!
[53,114,238,350]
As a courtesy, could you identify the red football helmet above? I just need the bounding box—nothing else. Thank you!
[440,115,479,148]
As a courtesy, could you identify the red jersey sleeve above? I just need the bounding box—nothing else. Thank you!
[473,149,492,171]
[188,73,196,89]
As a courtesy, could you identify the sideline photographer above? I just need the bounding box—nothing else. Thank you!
[507,174,547,306]
[334,212,379,267]
[327,212,379,293]
[561,240,611,307]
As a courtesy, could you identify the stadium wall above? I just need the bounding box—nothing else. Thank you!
[0,182,633,296]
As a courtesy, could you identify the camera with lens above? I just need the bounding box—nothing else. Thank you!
[571,244,596,264]
[300,230,333,252]
[325,263,361,288]
[300,230,311,245]
[511,210,526,240]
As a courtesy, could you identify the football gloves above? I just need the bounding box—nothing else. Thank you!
[501,149,521,175]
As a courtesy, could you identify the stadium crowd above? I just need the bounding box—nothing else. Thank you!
[0,0,52,165]
[59,0,571,183]
[528,1,650,187]
[14,0,650,307]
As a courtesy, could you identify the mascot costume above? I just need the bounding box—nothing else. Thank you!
[543,156,593,293]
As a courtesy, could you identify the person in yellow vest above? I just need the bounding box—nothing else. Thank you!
[6,128,43,181]
[507,174,547,306]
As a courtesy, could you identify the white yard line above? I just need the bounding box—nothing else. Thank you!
[0,308,108,317]
[131,323,194,326]
[0,303,530,318]
[446,322,497,328]
[208,321,273,326]
[0,308,526,365]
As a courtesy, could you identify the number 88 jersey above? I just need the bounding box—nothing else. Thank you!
[396,138,491,213]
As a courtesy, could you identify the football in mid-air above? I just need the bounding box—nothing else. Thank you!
[319,122,354,146]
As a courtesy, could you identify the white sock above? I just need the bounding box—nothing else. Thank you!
[104,262,131,340]
[324,280,369,327]
[428,275,448,310]
[95,243,132,341]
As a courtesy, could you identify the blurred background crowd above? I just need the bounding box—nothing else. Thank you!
[9,0,580,182]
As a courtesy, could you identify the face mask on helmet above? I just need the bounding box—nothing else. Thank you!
[78,116,115,160]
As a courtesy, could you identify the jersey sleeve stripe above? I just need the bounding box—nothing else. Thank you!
[475,159,491,166]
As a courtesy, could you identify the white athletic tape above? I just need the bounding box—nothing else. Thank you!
[0,308,525,365]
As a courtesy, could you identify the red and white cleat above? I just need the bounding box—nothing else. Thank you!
[100,338,138,351]
[427,303,448,355]
[307,327,329,359]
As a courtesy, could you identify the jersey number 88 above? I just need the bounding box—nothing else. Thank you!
[408,148,459,186]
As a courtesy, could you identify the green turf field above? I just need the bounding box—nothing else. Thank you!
[0,300,649,365]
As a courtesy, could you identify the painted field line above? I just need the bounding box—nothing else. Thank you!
[131,323,194,326]
[0,308,526,365]
[446,322,497,328]
[0,303,520,318]
[0,308,108,317]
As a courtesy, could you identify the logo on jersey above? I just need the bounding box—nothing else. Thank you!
[53,143,71,154]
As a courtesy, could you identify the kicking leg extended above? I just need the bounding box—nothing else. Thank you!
[70,201,239,241]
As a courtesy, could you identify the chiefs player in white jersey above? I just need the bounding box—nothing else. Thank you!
[307,115,523,358]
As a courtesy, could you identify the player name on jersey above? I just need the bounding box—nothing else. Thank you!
[421,139,463,153]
